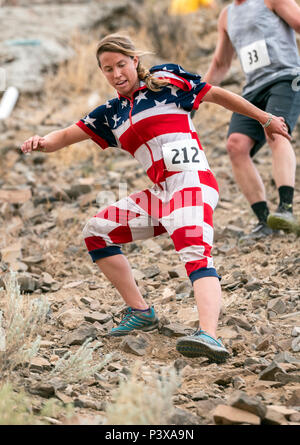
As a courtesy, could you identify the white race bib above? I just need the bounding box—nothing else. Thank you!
[162,139,210,172]
[240,40,271,74]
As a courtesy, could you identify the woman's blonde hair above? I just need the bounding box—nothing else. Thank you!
[96,34,170,92]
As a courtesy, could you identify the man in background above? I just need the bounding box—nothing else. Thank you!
[204,0,300,239]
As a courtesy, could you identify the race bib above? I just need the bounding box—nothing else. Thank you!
[162,139,210,172]
[240,40,271,74]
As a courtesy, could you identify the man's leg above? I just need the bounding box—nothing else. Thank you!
[266,133,299,234]
[268,134,296,189]
[226,132,273,237]
[226,132,264,205]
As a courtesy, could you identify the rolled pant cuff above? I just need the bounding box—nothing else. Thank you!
[189,267,221,284]
[89,246,123,262]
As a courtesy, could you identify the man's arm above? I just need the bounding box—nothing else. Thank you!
[267,0,300,32]
[21,124,89,154]
[203,7,236,85]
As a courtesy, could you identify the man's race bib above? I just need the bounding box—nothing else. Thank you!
[162,139,210,172]
[240,40,271,74]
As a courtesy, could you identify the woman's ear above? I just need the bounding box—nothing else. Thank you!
[133,55,139,69]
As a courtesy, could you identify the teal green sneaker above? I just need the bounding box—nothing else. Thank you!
[267,205,300,236]
[176,329,230,363]
[108,306,159,337]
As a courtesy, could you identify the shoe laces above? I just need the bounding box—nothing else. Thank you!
[252,221,266,233]
[119,307,134,326]
[193,329,223,345]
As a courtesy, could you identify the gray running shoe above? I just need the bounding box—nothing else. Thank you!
[267,205,300,235]
[176,329,230,363]
[240,221,274,241]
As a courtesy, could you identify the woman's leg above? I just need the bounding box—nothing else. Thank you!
[193,276,222,338]
[95,254,148,310]
[83,191,166,309]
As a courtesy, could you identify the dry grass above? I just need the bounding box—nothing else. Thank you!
[50,338,113,383]
[105,364,179,425]
[0,270,50,376]
[0,383,38,425]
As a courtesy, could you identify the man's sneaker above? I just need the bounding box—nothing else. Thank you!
[176,329,230,363]
[108,306,159,337]
[240,221,274,241]
[267,204,300,235]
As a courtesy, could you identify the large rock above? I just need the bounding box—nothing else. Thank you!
[228,391,266,419]
[213,405,261,425]
[0,1,140,93]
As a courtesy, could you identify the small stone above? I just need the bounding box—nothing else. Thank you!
[245,281,262,292]
[227,315,252,331]
[17,274,38,293]
[267,298,287,315]
[286,389,300,407]
[168,265,186,278]
[191,391,209,401]
[121,335,149,356]
[228,391,266,419]
[290,412,300,423]
[263,405,298,425]
[143,239,162,254]
[159,323,193,338]
[84,312,112,324]
[132,269,146,281]
[177,307,199,328]
[74,395,104,411]
[55,391,73,405]
[273,351,300,364]
[232,376,246,390]
[142,265,160,278]
[213,405,260,425]
[291,336,300,352]
[29,382,55,398]
[256,338,270,351]
[168,408,203,425]
[63,325,98,346]
[161,287,174,303]
[29,356,52,372]
[57,309,86,330]
[259,362,287,381]
[65,184,91,199]
[291,327,300,337]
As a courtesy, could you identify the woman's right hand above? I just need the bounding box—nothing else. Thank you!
[21,135,47,154]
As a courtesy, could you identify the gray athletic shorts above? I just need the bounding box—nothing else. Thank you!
[227,76,300,157]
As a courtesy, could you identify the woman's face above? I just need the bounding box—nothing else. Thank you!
[99,51,139,98]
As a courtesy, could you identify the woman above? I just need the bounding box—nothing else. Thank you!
[21,34,290,363]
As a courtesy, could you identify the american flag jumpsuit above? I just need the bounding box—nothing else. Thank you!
[76,64,220,284]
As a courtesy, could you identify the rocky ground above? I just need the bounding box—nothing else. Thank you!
[0,0,299,426]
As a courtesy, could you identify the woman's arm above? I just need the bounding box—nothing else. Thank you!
[202,86,291,141]
[21,124,89,154]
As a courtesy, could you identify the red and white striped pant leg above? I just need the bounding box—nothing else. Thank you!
[82,192,166,262]
[159,171,220,283]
